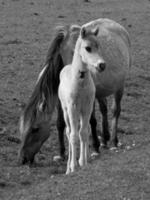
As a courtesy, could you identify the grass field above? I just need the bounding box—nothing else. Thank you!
[0,0,150,199]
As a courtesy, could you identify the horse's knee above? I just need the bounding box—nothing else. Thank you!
[111,103,121,118]
[80,130,88,143]
[65,126,71,139]
[112,90,123,117]
[70,133,77,145]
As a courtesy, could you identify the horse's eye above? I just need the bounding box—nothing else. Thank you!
[85,46,92,53]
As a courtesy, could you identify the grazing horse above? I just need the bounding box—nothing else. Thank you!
[18,18,131,165]
[58,27,106,173]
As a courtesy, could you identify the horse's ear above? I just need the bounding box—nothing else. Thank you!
[81,27,86,38]
[93,28,99,36]
[70,25,81,33]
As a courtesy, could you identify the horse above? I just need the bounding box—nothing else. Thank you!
[58,26,107,173]
[18,18,131,165]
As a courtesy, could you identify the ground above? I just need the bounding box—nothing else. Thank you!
[0,0,150,199]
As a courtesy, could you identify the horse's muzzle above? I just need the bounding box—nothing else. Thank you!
[18,147,35,165]
[96,62,106,73]
[99,62,106,71]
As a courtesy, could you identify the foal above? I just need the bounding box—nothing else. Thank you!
[58,27,105,174]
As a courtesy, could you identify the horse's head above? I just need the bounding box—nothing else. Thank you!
[18,120,50,165]
[79,27,106,73]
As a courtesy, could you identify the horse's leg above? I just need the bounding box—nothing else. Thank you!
[110,89,123,148]
[84,125,90,165]
[63,110,71,174]
[55,101,66,161]
[90,104,100,155]
[66,136,71,175]
[79,125,85,167]
[68,108,78,173]
[97,98,110,148]
[70,130,77,172]
[79,117,90,167]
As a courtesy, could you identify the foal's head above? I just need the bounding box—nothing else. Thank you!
[79,27,106,72]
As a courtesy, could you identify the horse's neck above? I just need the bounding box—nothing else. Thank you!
[72,54,86,71]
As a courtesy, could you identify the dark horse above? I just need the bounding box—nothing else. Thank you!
[18,18,131,164]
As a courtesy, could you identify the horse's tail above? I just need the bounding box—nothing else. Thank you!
[20,25,70,139]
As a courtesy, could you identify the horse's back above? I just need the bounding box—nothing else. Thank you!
[84,18,131,68]
[84,18,130,48]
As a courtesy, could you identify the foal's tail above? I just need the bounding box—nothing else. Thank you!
[20,26,70,138]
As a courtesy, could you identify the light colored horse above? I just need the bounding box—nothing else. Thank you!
[58,27,106,173]
[18,18,131,164]
[58,18,131,156]
[81,19,131,149]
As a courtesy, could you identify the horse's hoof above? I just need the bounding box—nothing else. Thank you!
[79,159,85,167]
[118,141,123,147]
[66,166,73,174]
[66,169,71,175]
[53,155,64,162]
[91,151,99,158]
[110,146,117,151]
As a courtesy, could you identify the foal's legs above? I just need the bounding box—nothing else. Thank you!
[79,118,90,167]
[62,109,71,174]
[110,89,123,148]
[68,108,78,173]
[57,102,100,158]
[97,98,110,148]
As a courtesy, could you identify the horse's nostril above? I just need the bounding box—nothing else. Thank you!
[99,62,106,71]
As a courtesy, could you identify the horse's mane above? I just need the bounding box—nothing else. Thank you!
[38,26,70,111]
[20,25,70,136]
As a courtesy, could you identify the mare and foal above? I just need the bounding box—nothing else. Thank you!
[18,18,131,173]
